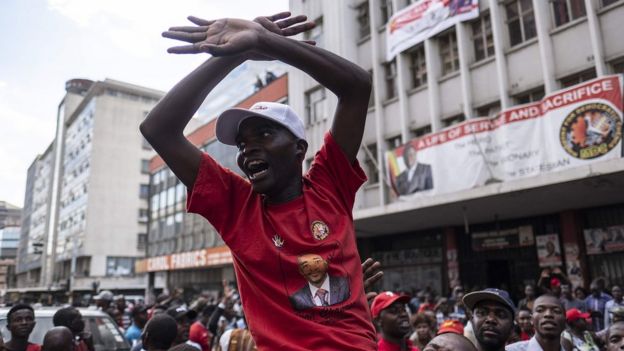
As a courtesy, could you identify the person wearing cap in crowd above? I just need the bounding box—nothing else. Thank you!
[5,304,41,351]
[125,305,148,347]
[141,314,178,351]
[606,286,624,330]
[410,313,436,350]
[166,305,198,348]
[41,327,75,351]
[52,307,94,351]
[506,295,566,351]
[93,290,117,319]
[516,307,534,342]
[437,320,465,336]
[606,321,624,351]
[585,280,612,331]
[371,292,418,351]
[561,308,600,351]
[463,288,515,351]
[422,331,478,351]
[189,304,215,351]
[141,8,376,351]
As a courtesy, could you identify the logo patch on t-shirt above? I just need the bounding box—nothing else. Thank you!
[311,220,329,241]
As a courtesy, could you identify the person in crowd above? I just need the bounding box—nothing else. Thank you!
[371,292,419,351]
[419,293,437,314]
[409,291,425,313]
[141,314,178,351]
[575,287,588,301]
[537,269,569,298]
[606,321,624,351]
[506,295,566,351]
[517,285,536,311]
[216,329,257,351]
[410,313,436,350]
[561,308,600,351]
[516,307,534,341]
[435,298,452,327]
[437,319,465,336]
[41,327,75,351]
[606,286,624,329]
[208,282,241,344]
[5,304,41,351]
[599,307,624,345]
[586,280,612,331]
[141,9,376,350]
[463,288,515,351]
[125,305,149,347]
[114,295,131,330]
[449,286,467,323]
[560,284,586,312]
[189,304,215,351]
[166,306,198,348]
[423,331,478,351]
[52,307,94,351]
[93,290,117,320]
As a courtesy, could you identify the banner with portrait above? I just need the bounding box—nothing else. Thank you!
[536,234,563,268]
[385,75,623,199]
[386,0,480,60]
[584,225,624,255]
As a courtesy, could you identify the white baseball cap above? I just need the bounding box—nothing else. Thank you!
[215,102,306,145]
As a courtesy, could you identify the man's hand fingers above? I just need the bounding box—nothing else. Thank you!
[200,43,242,57]
[162,31,207,43]
[265,11,292,22]
[366,291,378,305]
[167,44,200,54]
[281,22,316,37]
[364,272,384,290]
[168,25,209,33]
[275,15,308,29]
[187,16,215,26]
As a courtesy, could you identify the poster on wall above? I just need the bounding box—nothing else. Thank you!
[386,75,624,199]
[536,234,563,268]
[564,243,584,288]
[386,0,480,60]
[584,224,624,254]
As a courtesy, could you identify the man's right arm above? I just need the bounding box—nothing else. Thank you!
[140,56,243,189]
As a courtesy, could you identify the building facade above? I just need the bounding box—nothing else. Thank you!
[287,0,624,299]
[15,78,164,299]
[137,74,289,298]
[0,201,21,294]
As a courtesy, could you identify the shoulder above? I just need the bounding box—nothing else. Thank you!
[505,340,529,351]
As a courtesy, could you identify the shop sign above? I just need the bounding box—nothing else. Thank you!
[536,234,563,268]
[386,75,623,199]
[584,225,624,255]
[373,247,443,266]
[136,246,232,273]
[471,226,534,251]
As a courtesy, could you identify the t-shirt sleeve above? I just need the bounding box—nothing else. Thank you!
[306,132,367,211]
[187,152,253,234]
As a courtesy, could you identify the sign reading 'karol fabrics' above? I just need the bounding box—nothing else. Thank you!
[136,246,232,273]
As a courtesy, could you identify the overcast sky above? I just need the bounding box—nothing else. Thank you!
[0,0,290,207]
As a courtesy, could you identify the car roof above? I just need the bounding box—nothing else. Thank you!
[0,307,109,318]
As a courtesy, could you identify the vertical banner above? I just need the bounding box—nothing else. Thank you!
[563,243,583,288]
[386,0,480,60]
[386,75,624,199]
[536,234,563,268]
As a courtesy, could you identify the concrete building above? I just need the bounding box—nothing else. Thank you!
[0,201,21,294]
[285,0,624,298]
[136,74,289,297]
[15,78,165,298]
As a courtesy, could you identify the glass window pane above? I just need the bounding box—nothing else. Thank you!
[570,0,586,19]
[523,14,537,40]
[553,1,570,26]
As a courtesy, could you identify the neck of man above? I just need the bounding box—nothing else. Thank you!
[6,336,30,350]
[264,178,303,205]
[535,333,561,351]
[381,333,408,350]
[475,342,504,351]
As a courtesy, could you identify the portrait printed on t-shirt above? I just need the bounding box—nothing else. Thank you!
[281,243,351,311]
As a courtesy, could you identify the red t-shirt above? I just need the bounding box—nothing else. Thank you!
[188,132,376,351]
[378,338,420,351]
[26,344,41,351]
[189,321,211,351]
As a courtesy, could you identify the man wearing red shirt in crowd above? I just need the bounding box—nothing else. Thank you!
[141,9,376,351]
[372,292,420,351]
[189,305,214,351]
[5,304,41,351]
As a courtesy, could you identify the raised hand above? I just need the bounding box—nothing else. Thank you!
[362,258,383,304]
[162,12,315,57]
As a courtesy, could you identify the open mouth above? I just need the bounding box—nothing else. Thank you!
[246,160,269,180]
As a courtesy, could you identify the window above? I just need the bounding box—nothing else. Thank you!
[552,0,586,27]
[559,69,597,88]
[472,13,494,62]
[141,159,150,174]
[439,30,459,75]
[514,87,545,104]
[380,0,394,25]
[612,59,624,74]
[363,143,379,184]
[408,45,427,88]
[602,0,620,6]
[138,209,148,223]
[386,135,403,149]
[106,257,135,276]
[137,233,147,251]
[305,86,326,125]
[476,101,502,117]
[139,184,150,199]
[506,0,537,47]
[411,125,432,138]
[305,17,323,48]
[384,60,397,100]
[442,114,465,128]
[357,1,371,39]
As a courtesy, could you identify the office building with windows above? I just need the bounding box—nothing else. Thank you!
[287,0,624,298]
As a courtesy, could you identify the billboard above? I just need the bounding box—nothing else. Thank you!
[386,75,624,199]
[386,0,480,60]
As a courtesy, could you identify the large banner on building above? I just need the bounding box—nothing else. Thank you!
[386,0,479,60]
[584,225,624,255]
[386,75,623,199]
